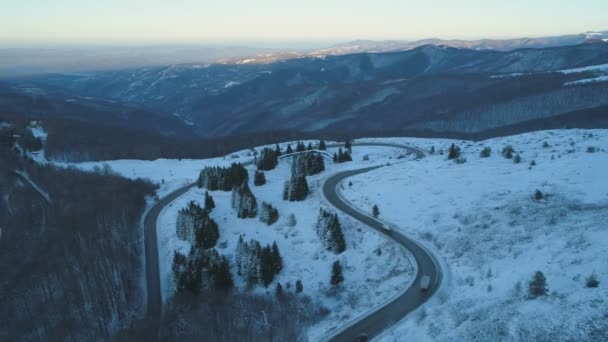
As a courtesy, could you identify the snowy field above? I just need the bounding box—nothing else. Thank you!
[153,144,416,340]
[340,129,608,341]
[58,129,607,341]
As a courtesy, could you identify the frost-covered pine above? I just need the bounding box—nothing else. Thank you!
[260,202,279,225]
[292,151,325,176]
[316,208,346,254]
[204,191,215,212]
[331,260,344,286]
[254,170,266,186]
[528,271,548,298]
[231,182,258,218]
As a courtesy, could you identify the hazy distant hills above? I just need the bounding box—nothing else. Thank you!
[21,42,608,140]
[308,31,608,56]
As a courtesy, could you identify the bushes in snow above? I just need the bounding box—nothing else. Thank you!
[295,279,303,293]
[528,271,548,298]
[236,236,283,288]
[513,154,522,164]
[480,146,492,158]
[176,201,219,249]
[254,170,266,186]
[198,163,248,191]
[502,145,514,159]
[586,273,600,288]
[260,202,279,225]
[231,183,258,218]
[316,208,346,254]
[534,190,544,201]
[448,143,461,160]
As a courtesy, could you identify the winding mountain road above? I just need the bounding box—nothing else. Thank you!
[322,144,443,341]
[142,142,442,340]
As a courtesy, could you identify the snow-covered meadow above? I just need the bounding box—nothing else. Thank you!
[153,144,416,340]
[341,130,608,341]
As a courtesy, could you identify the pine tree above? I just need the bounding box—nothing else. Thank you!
[430,146,435,154]
[204,191,215,211]
[344,139,352,153]
[231,182,258,218]
[331,260,344,286]
[254,170,266,186]
[295,279,303,293]
[307,142,313,150]
[319,140,327,150]
[286,144,293,154]
[271,241,283,274]
[275,144,282,156]
[528,271,548,298]
[296,141,306,152]
[372,204,380,218]
[535,189,544,201]
[448,143,461,160]
[333,152,338,163]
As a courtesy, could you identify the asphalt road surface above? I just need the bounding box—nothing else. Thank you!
[322,144,442,342]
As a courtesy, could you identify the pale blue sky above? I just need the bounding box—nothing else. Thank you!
[1,0,607,46]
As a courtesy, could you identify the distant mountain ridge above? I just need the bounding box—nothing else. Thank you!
[22,42,608,141]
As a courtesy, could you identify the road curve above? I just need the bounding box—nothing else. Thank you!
[323,144,442,342]
[142,142,437,339]
[143,182,196,335]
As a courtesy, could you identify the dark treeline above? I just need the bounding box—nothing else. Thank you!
[260,202,279,225]
[292,151,326,176]
[198,163,248,191]
[232,182,258,218]
[152,290,328,342]
[0,146,157,341]
[171,248,233,295]
[256,146,280,171]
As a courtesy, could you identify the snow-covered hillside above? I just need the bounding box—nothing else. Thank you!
[63,129,607,341]
[155,145,416,340]
[341,130,608,341]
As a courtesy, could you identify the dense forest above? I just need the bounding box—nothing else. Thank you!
[0,126,157,341]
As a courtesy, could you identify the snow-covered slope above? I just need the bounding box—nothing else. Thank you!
[155,145,416,340]
[341,130,608,341]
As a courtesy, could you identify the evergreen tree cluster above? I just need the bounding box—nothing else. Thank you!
[502,145,515,159]
[231,183,258,218]
[171,247,234,294]
[283,175,309,202]
[315,208,346,254]
[260,202,279,225]
[253,170,266,186]
[197,162,248,191]
[236,236,283,288]
[292,151,325,176]
[318,140,327,150]
[332,147,352,163]
[257,146,280,171]
[176,200,219,249]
